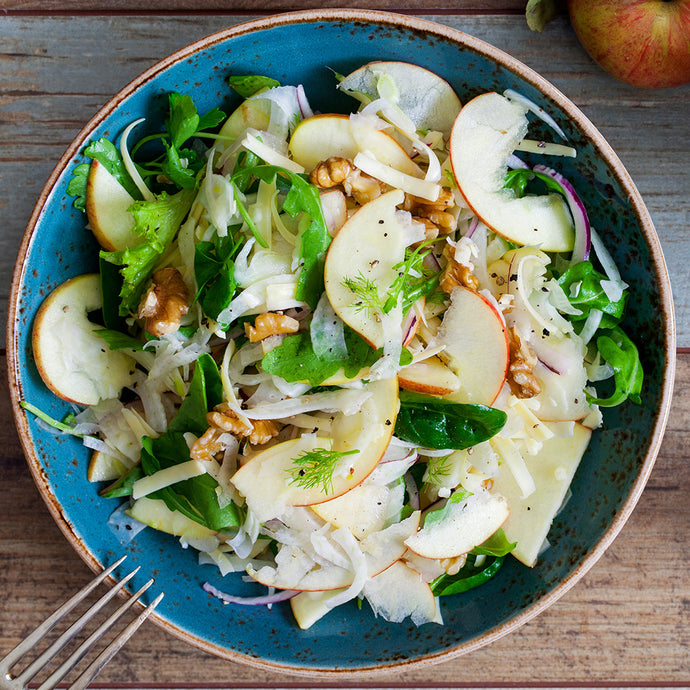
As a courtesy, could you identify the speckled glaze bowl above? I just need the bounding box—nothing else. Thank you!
[7,9,675,678]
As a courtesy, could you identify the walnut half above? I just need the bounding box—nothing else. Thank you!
[244,312,300,342]
[309,156,386,206]
[137,267,189,337]
[506,327,541,398]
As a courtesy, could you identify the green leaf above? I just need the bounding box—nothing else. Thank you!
[557,260,627,326]
[139,354,240,530]
[471,528,516,557]
[430,554,505,596]
[100,188,195,316]
[66,163,90,211]
[422,489,472,529]
[194,228,243,321]
[93,329,145,351]
[99,256,126,331]
[166,93,200,150]
[261,326,410,387]
[231,165,330,309]
[588,327,643,407]
[228,75,280,99]
[100,465,145,499]
[84,137,142,200]
[395,391,507,450]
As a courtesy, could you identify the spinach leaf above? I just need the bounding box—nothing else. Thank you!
[228,75,280,99]
[230,165,330,309]
[471,528,516,557]
[588,326,643,407]
[139,354,240,530]
[93,329,145,351]
[430,553,506,597]
[557,260,627,327]
[261,326,412,386]
[100,188,195,316]
[194,228,243,321]
[395,391,507,450]
[99,256,127,331]
[100,465,145,499]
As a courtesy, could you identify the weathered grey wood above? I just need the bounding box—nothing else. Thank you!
[1,14,687,349]
[1,353,688,683]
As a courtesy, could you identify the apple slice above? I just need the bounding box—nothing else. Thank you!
[290,588,348,629]
[231,377,399,522]
[289,113,422,175]
[324,188,414,348]
[405,489,509,559]
[32,273,137,406]
[449,92,574,251]
[127,496,219,542]
[217,89,271,142]
[247,512,420,591]
[312,483,392,539]
[85,160,138,251]
[338,61,462,136]
[490,422,592,566]
[362,560,441,626]
[435,286,509,406]
[87,449,130,483]
[398,356,461,396]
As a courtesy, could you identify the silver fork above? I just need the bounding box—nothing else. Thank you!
[0,556,163,690]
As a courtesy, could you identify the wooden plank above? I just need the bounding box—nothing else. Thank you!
[0,1,530,12]
[1,14,686,350]
[1,352,688,684]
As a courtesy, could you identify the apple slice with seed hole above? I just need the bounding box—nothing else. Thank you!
[231,377,399,522]
[490,421,592,566]
[247,511,420,592]
[32,273,137,406]
[338,61,462,136]
[85,160,139,251]
[404,490,509,559]
[324,188,412,348]
[449,92,574,251]
[435,286,509,406]
[288,113,421,174]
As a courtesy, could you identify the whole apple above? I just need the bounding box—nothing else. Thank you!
[567,0,690,88]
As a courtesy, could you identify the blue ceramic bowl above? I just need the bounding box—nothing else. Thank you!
[7,9,675,677]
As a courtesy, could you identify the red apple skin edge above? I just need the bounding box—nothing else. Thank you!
[567,0,690,88]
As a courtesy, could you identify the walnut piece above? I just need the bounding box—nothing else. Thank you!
[244,312,300,343]
[310,156,386,205]
[441,554,468,576]
[137,267,189,337]
[439,242,479,293]
[506,327,541,398]
[206,403,279,446]
[190,427,225,462]
[404,188,457,237]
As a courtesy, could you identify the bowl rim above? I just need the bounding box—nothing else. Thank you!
[6,7,676,678]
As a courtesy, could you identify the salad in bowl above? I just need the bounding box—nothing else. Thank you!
[24,59,643,631]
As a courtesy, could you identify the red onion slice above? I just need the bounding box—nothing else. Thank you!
[202,582,298,606]
[532,164,590,263]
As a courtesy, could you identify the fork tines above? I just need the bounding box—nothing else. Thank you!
[0,556,163,690]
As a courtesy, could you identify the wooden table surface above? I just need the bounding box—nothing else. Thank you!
[1,4,688,687]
